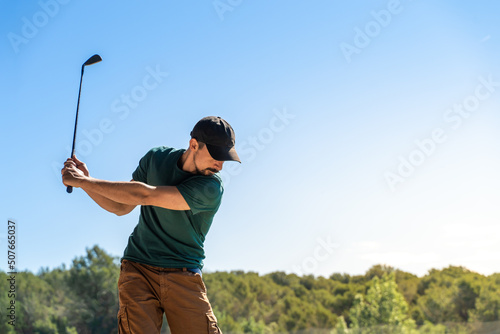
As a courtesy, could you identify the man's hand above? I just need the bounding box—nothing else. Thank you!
[72,155,90,177]
[62,157,87,188]
[61,156,136,215]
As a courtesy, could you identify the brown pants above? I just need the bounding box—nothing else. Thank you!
[117,259,222,334]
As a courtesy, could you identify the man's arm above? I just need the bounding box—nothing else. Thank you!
[62,161,190,211]
[83,179,190,210]
[63,157,136,216]
[83,185,137,216]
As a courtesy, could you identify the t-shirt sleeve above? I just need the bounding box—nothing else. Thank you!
[132,149,155,182]
[177,177,223,215]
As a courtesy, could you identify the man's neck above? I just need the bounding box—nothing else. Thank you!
[178,150,196,174]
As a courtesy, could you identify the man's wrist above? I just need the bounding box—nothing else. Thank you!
[79,176,94,189]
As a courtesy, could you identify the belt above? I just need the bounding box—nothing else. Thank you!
[159,267,188,272]
[158,267,202,275]
[122,259,201,275]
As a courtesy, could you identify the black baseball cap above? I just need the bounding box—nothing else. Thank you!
[190,116,241,163]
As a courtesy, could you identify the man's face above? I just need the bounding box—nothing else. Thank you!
[193,144,224,176]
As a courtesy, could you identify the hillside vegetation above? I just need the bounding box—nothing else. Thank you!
[1,246,499,333]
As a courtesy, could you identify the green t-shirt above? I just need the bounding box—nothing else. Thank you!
[122,146,223,269]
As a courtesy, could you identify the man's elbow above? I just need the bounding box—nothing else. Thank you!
[113,205,136,216]
[114,210,128,217]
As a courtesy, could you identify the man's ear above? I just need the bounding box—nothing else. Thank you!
[189,138,199,151]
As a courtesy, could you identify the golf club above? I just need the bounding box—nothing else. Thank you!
[67,54,102,193]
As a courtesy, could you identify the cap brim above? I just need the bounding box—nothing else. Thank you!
[206,144,241,163]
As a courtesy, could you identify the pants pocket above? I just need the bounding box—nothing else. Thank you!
[207,314,222,334]
[117,306,131,334]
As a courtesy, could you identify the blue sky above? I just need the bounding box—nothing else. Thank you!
[1,0,499,278]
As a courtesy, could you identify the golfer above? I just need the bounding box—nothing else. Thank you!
[62,116,240,333]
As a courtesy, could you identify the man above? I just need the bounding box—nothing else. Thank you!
[62,116,240,334]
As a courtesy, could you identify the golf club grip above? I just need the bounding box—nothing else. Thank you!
[67,185,73,193]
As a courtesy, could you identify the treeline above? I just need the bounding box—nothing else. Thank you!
[1,246,499,333]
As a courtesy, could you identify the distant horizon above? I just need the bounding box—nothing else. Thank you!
[9,244,499,279]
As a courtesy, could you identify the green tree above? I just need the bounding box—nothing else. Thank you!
[333,315,349,334]
[65,245,120,334]
[469,280,500,322]
[416,266,484,323]
[365,264,395,281]
[417,321,447,334]
[0,272,17,334]
[2,271,77,334]
[452,279,479,321]
[348,273,416,333]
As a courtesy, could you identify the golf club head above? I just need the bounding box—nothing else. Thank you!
[84,54,102,66]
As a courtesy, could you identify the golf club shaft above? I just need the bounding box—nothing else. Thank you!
[67,66,85,193]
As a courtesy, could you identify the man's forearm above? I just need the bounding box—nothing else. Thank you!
[83,189,135,216]
[81,177,153,206]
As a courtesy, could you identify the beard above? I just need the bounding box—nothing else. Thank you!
[197,167,217,176]
[193,153,218,176]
